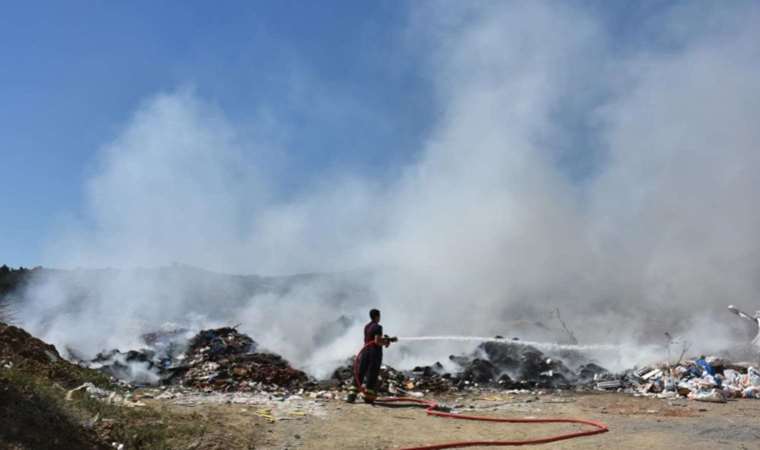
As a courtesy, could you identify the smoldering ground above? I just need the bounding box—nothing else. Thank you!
[13,1,760,377]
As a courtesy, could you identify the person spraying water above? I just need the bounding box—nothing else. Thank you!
[346,317,629,406]
[345,316,609,448]
[347,308,397,403]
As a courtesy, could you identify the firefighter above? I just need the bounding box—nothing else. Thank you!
[347,308,393,403]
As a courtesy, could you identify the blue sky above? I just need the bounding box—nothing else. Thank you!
[0,0,747,267]
[1,1,433,266]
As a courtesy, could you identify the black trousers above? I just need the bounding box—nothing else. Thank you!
[358,347,382,391]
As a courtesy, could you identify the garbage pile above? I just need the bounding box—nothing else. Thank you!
[593,356,760,403]
[77,325,760,404]
[459,341,580,388]
[86,327,309,392]
[173,327,308,390]
[441,340,602,390]
[85,328,194,385]
[332,340,603,394]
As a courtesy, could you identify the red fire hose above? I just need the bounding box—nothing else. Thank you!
[353,342,609,449]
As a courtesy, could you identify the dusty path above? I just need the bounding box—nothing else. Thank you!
[153,391,760,449]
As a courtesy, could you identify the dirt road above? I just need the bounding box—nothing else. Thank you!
[153,391,760,449]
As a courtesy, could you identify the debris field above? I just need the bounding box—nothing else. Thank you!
[74,326,760,407]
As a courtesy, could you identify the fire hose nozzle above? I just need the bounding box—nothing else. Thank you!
[385,335,398,343]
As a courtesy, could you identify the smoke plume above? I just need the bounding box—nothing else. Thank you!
[15,1,760,376]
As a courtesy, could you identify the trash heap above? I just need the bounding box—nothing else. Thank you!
[85,329,194,385]
[86,327,309,392]
[173,327,308,391]
[594,356,760,403]
[332,340,603,395]
[458,341,580,389]
[80,326,760,403]
[330,339,760,404]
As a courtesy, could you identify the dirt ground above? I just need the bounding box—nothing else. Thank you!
[152,391,760,450]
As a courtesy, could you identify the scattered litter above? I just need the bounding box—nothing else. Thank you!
[57,323,760,404]
[65,382,146,407]
[255,408,276,422]
[593,358,760,402]
[690,389,726,403]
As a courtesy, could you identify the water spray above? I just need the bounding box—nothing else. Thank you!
[395,335,647,352]
[352,336,610,449]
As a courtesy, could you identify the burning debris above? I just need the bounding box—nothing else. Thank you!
[329,338,760,405]
[83,328,194,385]
[332,340,597,395]
[84,326,309,391]
[174,327,308,390]
[60,322,760,405]
[6,310,760,416]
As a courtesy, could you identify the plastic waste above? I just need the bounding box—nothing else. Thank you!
[695,357,716,376]
[743,387,760,399]
[690,389,726,403]
[723,369,741,384]
[748,367,760,386]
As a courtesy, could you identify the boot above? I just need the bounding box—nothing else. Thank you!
[346,386,358,403]
[363,388,377,404]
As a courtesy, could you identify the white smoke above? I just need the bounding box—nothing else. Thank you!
[16,1,760,376]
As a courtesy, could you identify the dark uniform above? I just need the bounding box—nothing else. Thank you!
[357,321,383,393]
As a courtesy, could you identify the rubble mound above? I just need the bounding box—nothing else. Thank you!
[333,340,597,394]
[178,328,307,390]
[451,341,577,389]
[84,327,309,391]
[86,328,193,385]
[187,327,257,358]
[175,327,308,390]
